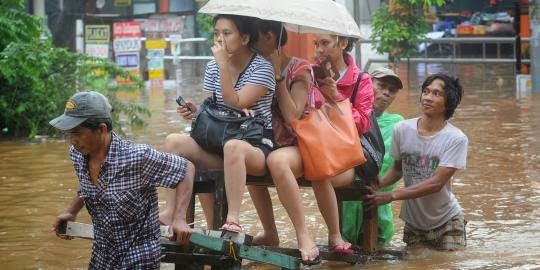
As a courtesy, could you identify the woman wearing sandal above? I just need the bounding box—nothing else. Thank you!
[309,33,374,254]
[159,14,276,233]
[249,20,321,265]
[252,31,374,258]
[251,26,373,261]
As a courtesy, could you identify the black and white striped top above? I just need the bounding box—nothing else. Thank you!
[202,54,276,129]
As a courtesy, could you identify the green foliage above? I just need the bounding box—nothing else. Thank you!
[0,1,149,138]
[197,13,215,43]
[0,0,44,52]
[77,58,149,134]
[371,0,446,63]
[0,42,148,138]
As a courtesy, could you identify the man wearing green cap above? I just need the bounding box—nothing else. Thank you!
[50,91,195,269]
[342,67,404,247]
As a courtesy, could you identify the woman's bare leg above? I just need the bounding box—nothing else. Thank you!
[248,186,279,246]
[198,193,214,229]
[311,168,355,247]
[160,133,222,227]
[222,139,267,229]
[268,147,318,261]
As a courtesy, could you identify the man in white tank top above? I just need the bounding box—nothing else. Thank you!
[364,73,468,251]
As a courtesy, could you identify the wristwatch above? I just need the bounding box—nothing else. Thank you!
[275,73,284,82]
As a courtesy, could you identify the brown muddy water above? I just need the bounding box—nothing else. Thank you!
[0,63,539,269]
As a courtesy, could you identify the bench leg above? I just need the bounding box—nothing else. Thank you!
[187,192,196,227]
[362,184,378,253]
[335,182,379,253]
[362,206,378,252]
[212,171,228,230]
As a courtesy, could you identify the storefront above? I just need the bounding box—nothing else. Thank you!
[426,0,530,72]
[38,0,208,85]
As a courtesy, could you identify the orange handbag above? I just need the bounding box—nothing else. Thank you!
[290,100,366,181]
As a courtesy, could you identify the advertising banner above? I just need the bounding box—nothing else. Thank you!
[143,18,184,33]
[148,70,164,80]
[113,21,141,38]
[145,39,167,49]
[85,25,110,43]
[170,34,182,56]
[114,0,132,7]
[85,44,109,58]
[113,38,141,52]
[147,49,164,80]
[115,52,140,69]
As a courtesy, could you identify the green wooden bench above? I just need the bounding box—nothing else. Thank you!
[56,169,403,270]
[188,171,379,253]
[57,221,301,270]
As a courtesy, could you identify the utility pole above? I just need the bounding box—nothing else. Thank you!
[531,0,540,92]
[32,0,45,17]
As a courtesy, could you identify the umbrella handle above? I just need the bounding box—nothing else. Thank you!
[278,22,283,51]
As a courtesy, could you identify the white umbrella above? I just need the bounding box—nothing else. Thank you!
[198,0,362,39]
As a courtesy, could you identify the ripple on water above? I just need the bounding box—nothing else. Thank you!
[1,64,540,269]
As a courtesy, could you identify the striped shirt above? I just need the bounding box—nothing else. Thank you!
[202,54,276,128]
[72,133,188,270]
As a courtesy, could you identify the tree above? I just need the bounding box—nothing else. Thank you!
[0,0,149,138]
[371,0,446,64]
[0,0,42,51]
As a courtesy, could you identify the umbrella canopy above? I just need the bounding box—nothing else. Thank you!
[198,0,362,39]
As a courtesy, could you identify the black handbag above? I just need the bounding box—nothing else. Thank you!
[350,72,385,180]
[190,97,265,155]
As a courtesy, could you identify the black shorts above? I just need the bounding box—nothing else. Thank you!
[218,129,274,158]
[256,129,275,158]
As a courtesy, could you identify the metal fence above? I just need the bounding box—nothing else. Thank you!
[360,36,531,73]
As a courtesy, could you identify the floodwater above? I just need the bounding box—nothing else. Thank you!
[0,63,539,269]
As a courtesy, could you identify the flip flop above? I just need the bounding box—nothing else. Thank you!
[299,246,322,266]
[220,221,243,233]
[330,241,354,255]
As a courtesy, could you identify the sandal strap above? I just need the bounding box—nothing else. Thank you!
[223,221,242,228]
[221,221,243,232]
[298,245,319,256]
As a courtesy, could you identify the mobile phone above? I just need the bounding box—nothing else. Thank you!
[312,64,330,80]
[175,96,191,111]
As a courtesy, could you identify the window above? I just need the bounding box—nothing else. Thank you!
[169,0,194,13]
[134,0,156,14]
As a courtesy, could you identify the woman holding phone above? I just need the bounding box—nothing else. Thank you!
[250,22,373,263]
[308,33,375,253]
[159,14,276,233]
[255,33,375,256]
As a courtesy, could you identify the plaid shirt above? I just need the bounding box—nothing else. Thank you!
[71,133,187,270]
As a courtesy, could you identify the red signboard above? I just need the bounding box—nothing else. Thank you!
[113,22,142,38]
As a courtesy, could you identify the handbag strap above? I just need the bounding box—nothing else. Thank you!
[349,71,369,103]
[350,71,378,137]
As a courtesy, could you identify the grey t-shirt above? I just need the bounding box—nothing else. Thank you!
[391,117,468,230]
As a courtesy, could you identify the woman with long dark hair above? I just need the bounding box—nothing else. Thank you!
[160,14,276,232]
[250,19,321,264]
[309,33,374,253]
